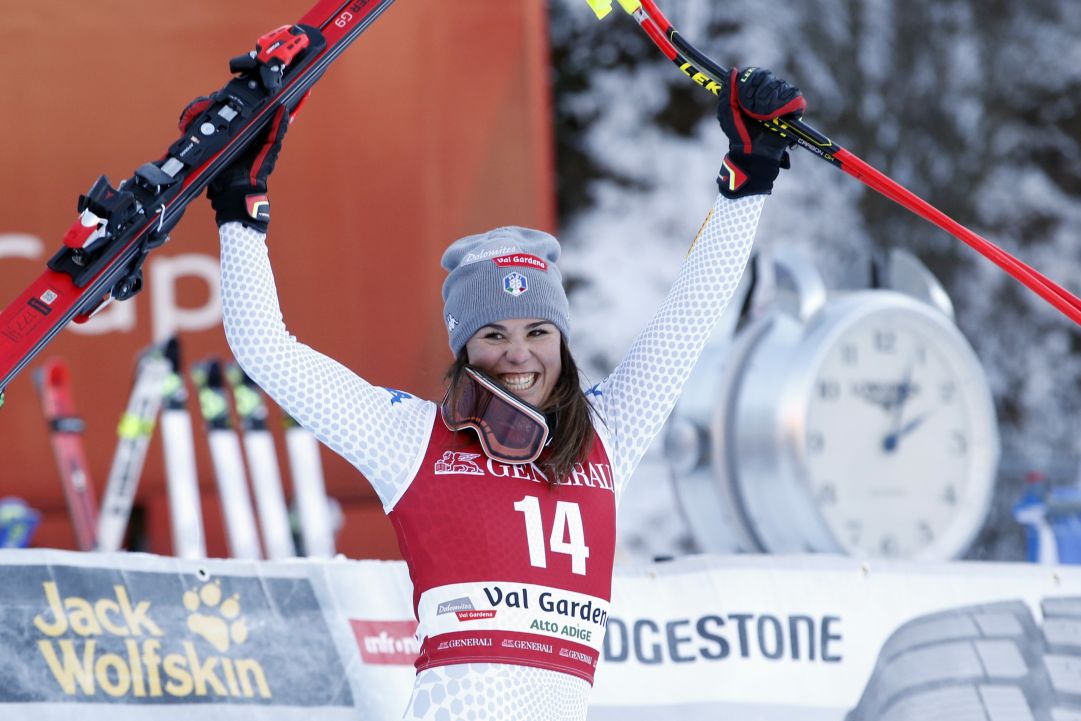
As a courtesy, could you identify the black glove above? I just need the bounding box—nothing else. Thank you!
[178,96,301,233]
[716,67,806,198]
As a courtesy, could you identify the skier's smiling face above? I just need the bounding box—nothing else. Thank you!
[465,318,562,409]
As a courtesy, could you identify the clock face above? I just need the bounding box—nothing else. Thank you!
[799,305,996,559]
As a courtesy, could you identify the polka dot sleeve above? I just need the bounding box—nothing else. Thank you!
[218,222,435,510]
[593,194,764,499]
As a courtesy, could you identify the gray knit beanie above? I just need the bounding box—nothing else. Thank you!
[441,226,571,355]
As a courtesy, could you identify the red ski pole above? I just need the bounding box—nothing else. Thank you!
[586,0,1081,327]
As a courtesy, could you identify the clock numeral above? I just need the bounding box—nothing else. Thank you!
[818,380,841,401]
[940,382,957,404]
[807,431,825,454]
[846,520,862,547]
[841,344,858,365]
[943,485,958,506]
[874,330,897,353]
[917,521,934,544]
[950,431,968,455]
[915,345,927,364]
[879,535,899,557]
[815,483,837,506]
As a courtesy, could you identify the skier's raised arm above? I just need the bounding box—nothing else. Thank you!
[592,67,806,497]
[195,102,435,509]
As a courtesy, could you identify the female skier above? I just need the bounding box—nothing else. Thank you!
[203,66,804,720]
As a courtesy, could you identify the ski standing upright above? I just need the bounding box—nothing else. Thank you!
[159,337,206,559]
[34,358,98,550]
[96,345,171,551]
[284,411,337,557]
[227,363,296,559]
[191,358,262,559]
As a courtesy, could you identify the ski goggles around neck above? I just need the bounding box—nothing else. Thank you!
[440,365,550,465]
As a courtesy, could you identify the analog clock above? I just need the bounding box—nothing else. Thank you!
[665,247,999,560]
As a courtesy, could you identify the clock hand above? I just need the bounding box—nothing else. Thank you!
[885,359,917,445]
[898,412,929,438]
[882,411,931,452]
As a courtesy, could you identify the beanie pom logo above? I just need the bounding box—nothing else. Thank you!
[503,272,528,297]
[446,313,459,332]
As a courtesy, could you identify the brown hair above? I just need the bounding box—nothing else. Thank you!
[444,338,596,484]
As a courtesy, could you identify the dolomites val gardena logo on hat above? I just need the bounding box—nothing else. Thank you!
[503,272,528,297]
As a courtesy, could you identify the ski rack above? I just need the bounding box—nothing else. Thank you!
[0,0,397,402]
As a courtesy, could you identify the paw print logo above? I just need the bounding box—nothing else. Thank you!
[183,580,249,653]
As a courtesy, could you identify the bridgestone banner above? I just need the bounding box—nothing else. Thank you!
[1,551,1079,720]
[589,555,1081,721]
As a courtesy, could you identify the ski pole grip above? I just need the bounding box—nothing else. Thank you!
[586,0,642,20]
[585,0,611,18]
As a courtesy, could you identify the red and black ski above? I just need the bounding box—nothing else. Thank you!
[34,358,99,551]
[0,0,397,398]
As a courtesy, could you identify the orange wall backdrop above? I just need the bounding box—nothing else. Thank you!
[0,1,555,557]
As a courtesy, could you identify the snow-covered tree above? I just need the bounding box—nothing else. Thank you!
[550,0,1081,560]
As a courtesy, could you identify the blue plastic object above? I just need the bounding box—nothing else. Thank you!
[1014,475,1081,565]
[0,497,40,548]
